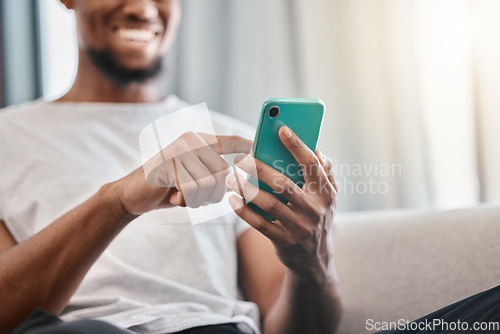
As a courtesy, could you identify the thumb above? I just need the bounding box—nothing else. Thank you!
[168,189,186,207]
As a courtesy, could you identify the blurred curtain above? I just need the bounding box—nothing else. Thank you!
[166,0,500,211]
[0,0,42,106]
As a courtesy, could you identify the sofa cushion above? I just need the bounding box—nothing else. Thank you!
[333,204,500,334]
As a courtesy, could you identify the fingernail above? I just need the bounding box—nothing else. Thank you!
[226,173,237,186]
[229,195,244,210]
[282,126,292,138]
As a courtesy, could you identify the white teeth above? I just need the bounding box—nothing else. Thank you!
[119,29,155,42]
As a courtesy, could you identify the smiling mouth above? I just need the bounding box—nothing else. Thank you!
[117,28,160,43]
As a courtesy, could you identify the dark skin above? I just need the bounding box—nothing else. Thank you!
[59,0,180,103]
[0,1,342,333]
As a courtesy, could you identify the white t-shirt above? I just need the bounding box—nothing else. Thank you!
[0,96,260,334]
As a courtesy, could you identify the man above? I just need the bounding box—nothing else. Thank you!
[0,1,341,333]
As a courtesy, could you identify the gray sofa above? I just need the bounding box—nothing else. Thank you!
[333,203,500,333]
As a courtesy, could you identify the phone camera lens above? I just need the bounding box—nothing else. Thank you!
[268,106,280,118]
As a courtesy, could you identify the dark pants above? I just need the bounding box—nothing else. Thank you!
[13,286,500,334]
[377,285,500,333]
[12,308,247,334]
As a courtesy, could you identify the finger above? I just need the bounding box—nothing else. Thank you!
[145,156,176,187]
[198,133,253,155]
[179,133,228,172]
[226,173,298,229]
[174,136,221,206]
[175,160,199,207]
[181,158,216,208]
[209,168,229,203]
[316,149,337,193]
[278,126,327,185]
[179,133,229,204]
[168,189,186,207]
[234,154,314,212]
[197,145,228,174]
[228,194,282,240]
[190,138,229,203]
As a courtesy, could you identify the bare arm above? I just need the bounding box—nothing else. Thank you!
[0,220,16,252]
[237,213,341,334]
[0,133,251,333]
[0,183,137,333]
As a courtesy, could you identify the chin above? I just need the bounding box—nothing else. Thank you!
[85,47,164,86]
[114,53,161,70]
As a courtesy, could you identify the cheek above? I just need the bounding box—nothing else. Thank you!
[159,3,182,53]
[75,3,114,50]
[76,17,105,50]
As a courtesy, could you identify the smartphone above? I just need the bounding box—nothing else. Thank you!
[247,98,325,221]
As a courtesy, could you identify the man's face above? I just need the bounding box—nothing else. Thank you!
[62,0,181,71]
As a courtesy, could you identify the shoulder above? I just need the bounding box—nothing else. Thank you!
[0,99,48,130]
[0,99,47,114]
[0,99,48,164]
[0,99,49,125]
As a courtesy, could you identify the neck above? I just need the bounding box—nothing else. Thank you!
[57,50,165,104]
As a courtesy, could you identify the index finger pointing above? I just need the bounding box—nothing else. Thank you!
[197,133,253,155]
[278,126,327,184]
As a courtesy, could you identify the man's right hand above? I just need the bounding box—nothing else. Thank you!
[115,132,253,215]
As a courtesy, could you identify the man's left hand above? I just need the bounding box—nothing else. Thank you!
[225,125,337,281]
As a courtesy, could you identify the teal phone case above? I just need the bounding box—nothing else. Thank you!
[248,98,325,221]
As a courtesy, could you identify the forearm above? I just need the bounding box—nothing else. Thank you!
[0,182,135,332]
[263,260,342,334]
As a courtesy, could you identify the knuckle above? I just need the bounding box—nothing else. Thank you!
[157,171,171,187]
[273,176,287,190]
[324,191,336,206]
[227,135,244,141]
[263,199,279,213]
[253,217,267,231]
[285,181,298,195]
[215,168,229,180]
[276,178,296,195]
[181,180,198,193]
[296,224,320,242]
[292,138,301,148]
[309,206,325,221]
[182,131,195,138]
[199,176,216,189]
[175,139,190,153]
[236,201,248,215]
[306,154,320,167]
[255,162,265,177]
[215,159,229,173]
